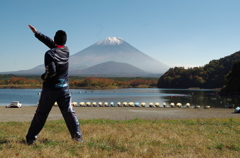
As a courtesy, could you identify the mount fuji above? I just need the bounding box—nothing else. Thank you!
[1,37,170,77]
[69,37,169,75]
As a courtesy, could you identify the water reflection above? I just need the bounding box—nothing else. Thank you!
[158,89,237,108]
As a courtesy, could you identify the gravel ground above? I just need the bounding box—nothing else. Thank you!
[0,106,239,122]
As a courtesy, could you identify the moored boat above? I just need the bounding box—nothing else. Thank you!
[6,101,22,108]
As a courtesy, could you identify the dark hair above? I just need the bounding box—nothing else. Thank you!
[54,30,67,45]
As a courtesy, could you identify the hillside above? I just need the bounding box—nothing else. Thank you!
[71,61,151,77]
[157,50,240,89]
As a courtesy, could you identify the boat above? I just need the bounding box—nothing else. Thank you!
[135,102,140,107]
[6,101,22,108]
[234,107,240,113]
[110,102,115,107]
[225,103,235,109]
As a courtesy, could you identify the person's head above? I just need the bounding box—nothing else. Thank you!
[54,30,67,46]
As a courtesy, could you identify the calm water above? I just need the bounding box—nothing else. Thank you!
[0,88,239,108]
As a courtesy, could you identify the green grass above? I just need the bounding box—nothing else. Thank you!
[0,118,240,158]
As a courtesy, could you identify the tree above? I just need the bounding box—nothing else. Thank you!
[221,60,240,93]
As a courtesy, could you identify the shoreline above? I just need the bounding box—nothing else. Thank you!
[0,106,238,122]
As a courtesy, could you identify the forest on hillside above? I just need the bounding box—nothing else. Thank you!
[157,50,240,91]
[0,75,158,89]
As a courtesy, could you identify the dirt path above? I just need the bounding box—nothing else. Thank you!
[0,106,239,122]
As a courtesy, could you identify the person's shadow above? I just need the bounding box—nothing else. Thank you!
[0,139,29,145]
[0,139,9,144]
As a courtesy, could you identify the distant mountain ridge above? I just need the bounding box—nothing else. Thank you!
[0,37,170,77]
[72,61,150,77]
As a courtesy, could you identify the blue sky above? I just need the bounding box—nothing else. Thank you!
[1,0,240,72]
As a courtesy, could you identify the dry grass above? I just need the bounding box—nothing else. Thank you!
[0,118,240,158]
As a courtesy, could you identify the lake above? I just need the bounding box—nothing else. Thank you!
[0,88,238,108]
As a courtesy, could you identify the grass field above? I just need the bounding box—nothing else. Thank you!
[0,118,239,158]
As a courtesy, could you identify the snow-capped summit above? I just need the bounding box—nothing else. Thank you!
[96,37,124,45]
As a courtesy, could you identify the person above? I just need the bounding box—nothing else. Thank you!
[26,25,82,145]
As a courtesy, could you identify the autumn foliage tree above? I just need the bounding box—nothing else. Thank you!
[0,75,158,89]
[70,77,117,88]
[7,77,40,85]
[69,77,158,88]
[158,50,240,89]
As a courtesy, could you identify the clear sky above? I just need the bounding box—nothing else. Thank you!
[1,0,240,72]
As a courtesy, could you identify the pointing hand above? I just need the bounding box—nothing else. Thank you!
[28,25,37,33]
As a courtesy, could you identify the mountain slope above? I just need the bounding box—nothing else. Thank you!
[72,61,150,77]
[69,37,169,74]
[0,65,44,75]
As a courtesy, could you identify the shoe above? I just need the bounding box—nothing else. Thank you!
[74,137,83,143]
[26,139,36,145]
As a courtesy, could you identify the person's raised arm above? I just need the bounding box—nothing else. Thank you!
[28,25,55,49]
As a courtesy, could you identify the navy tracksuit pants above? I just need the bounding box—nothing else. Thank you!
[26,87,82,141]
